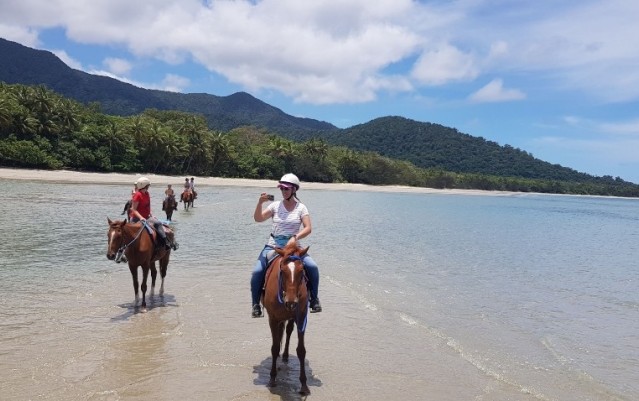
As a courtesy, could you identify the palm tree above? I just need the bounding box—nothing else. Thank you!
[209,131,232,174]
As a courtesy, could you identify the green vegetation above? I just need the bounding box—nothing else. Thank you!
[1,82,638,197]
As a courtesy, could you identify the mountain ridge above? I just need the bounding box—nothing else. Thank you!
[1,37,632,184]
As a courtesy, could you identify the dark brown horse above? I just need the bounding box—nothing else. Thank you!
[162,196,178,221]
[262,241,311,395]
[106,218,174,310]
[180,190,193,211]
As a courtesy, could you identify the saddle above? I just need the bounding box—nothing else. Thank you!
[263,250,280,289]
[141,221,175,252]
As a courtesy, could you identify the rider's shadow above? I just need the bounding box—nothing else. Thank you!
[110,293,178,321]
[253,357,323,400]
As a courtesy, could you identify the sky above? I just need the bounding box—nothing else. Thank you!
[1,0,639,183]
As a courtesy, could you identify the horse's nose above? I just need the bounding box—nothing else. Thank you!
[106,253,115,260]
[285,301,298,311]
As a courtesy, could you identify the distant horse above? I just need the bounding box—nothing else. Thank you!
[106,218,174,310]
[180,190,193,211]
[162,196,178,221]
[262,241,311,395]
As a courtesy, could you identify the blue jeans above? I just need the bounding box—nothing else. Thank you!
[250,246,320,305]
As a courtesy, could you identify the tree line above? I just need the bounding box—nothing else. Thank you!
[1,82,638,197]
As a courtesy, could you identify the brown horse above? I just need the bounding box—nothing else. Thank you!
[106,218,174,310]
[162,196,178,221]
[262,241,311,395]
[180,190,193,211]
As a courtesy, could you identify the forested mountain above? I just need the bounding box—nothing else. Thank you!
[0,37,634,187]
[320,116,597,183]
[0,38,336,135]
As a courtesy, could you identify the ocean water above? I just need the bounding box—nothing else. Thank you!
[1,179,637,401]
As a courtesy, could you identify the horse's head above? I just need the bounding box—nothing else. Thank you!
[106,217,127,260]
[275,243,310,311]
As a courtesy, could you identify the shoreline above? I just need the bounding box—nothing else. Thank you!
[0,167,529,197]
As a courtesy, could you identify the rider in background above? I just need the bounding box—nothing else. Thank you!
[190,177,197,200]
[122,181,137,220]
[250,173,322,318]
[129,177,177,251]
[181,178,191,202]
[165,184,175,201]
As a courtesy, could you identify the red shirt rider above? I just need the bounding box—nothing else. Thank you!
[130,190,151,220]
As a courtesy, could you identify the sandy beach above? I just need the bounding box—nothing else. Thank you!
[0,167,515,196]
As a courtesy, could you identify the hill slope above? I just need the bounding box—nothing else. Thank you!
[322,116,595,182]
[0,38,336,134]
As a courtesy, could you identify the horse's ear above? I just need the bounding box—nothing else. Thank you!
[299,246,310,257]
[107,217,112,224]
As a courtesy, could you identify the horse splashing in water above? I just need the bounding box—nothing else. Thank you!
[106,218,174,310]
[262,241,311,395]
[162,196,178,221]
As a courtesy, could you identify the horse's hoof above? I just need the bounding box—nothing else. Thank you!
[299,386,310,395]
[268,379,276,388]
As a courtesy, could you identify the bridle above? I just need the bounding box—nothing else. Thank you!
[109,222,145,263]
[276,255,307,304]
[276,254,309,332]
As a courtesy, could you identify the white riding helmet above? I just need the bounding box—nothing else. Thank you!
[279,173,300,189]
[136,176,151,189]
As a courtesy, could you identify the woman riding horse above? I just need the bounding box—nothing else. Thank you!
[130,177,176,250]
[250,173,322,318]
[162,184,178,221]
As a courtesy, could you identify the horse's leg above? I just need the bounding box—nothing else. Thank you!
[269,320,285,387]
[297,331,309,395]
[140,264,150,310]
[282,319,295,363]
[150,261,157,295]
[159,255,168,296]
[129,264,140,306]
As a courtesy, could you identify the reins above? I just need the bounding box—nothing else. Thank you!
[112,222,146,263]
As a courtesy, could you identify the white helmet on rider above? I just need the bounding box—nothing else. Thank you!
[278,173,300,190]
[136,177,151,189]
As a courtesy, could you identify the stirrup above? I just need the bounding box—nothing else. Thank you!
[310,298,322,313]
[252,304,263,318]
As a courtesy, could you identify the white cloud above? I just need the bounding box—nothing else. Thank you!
[411,44,478,85]
[598,119,639,136]
[468,79,525,103]
[2,0,639,106]
[0,23,39,47]
[52,49,83,70]
[103,57,132,76]
[161,74,190,92]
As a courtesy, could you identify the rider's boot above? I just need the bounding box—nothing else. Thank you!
[252,304,263,318]
[310,298,322,313]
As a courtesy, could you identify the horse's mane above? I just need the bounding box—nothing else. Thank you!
[275,241,309,259]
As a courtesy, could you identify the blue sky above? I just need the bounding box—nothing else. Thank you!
[2,0,639,183]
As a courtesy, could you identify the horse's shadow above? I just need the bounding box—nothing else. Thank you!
[253,357,323,400]
[110,293,178,322]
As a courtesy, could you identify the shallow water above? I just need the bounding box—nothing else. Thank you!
[1,180,638,400]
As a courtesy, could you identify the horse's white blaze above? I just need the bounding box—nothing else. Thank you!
[287,261,295,283]
[108,230,117,250]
